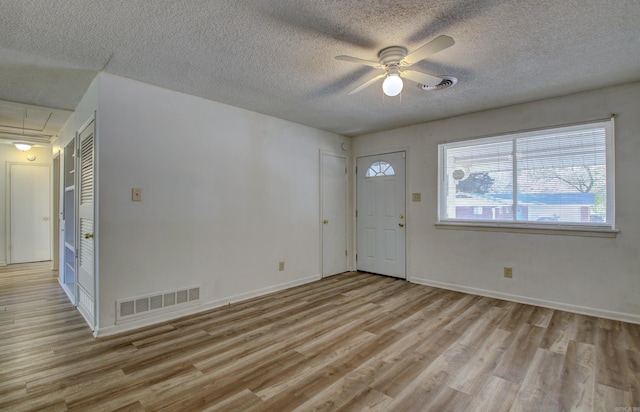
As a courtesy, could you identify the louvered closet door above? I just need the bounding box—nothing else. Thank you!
[77,119,96,326]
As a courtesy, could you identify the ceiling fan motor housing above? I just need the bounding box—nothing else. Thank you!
[378,46,408,67]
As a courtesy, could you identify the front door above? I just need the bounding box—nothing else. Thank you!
[9,164,51,263]
[321,152,348,277]
[356,152,406,278]
[77,120,96,326]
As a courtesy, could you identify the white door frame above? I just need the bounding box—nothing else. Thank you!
[319,150,349,278]
[5,162,52,265]
[353,147,410,279]
[52,152,60,272]
[60,139,77,304]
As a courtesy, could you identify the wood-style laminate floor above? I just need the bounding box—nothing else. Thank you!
[1,262,639,411]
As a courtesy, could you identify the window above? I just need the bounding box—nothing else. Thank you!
[438,120,615,230]
[366,161,395,177]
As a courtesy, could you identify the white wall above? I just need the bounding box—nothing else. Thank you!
[54,75,100,152]
[0,145,52,265]
[354,82,640,322]
[96,73,350,334]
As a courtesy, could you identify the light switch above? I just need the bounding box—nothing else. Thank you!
[132,188,142,201]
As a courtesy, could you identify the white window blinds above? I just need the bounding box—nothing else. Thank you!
[439,120,614,228]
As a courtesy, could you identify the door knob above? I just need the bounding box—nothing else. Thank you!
[84,233,94,239]
[398,223,405,227]
[43,216,49,221]
[323,219,329,224]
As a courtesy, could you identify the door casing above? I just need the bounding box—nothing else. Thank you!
[53,153,60,271]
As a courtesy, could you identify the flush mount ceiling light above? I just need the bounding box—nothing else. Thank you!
[14,142,32,151]
[335,35,456,97]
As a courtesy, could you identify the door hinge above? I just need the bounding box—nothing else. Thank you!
[345,167,347,174]
[355,210,358,218]
[355,166,358,174]
[356,254,358,261]
[345,250,348,256]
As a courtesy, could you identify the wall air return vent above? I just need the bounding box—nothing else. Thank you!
[116,286,201,323]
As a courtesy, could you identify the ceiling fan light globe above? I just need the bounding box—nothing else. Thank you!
[382,74,403,97]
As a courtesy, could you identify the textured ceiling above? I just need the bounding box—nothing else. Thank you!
[1,0,639,137]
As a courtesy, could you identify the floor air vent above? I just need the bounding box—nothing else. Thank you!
[116,286,200,323]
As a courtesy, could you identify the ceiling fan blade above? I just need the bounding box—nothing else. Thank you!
[401,35,455,66]
[348,73,386,95]
[400,70,443,87]
[336,55,383,69]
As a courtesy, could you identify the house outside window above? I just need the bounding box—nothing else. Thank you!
[438,120,615,230]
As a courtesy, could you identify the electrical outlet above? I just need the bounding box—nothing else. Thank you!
[132,188,142,201]
[412,193,421,202]
[504,267,513,278]
[278,261,285,271]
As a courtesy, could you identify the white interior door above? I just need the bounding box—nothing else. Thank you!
[321,152,348,277]
[356,152,406,278]
[77,120,96,325]
[9,164,51,263]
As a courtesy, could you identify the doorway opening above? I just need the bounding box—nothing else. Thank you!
[7,163,51,264]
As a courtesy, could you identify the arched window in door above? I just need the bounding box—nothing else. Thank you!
[365,161,395,177]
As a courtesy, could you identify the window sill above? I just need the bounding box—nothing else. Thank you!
[435,222,619,238]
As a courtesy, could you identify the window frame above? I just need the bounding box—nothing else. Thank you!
[437,120,617,235]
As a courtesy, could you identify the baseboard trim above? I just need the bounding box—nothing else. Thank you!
[227,274,321,304]
[0,260,6,267]
[94,274,322,338]
[410,277,640,325]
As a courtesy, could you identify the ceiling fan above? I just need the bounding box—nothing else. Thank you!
[335,35,455,96]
